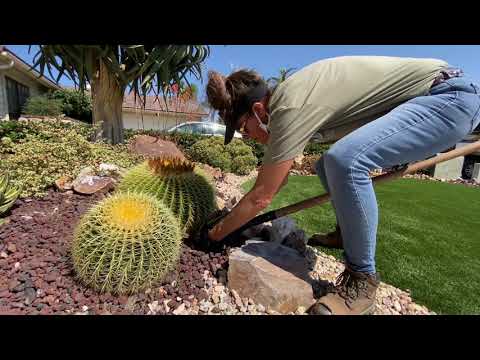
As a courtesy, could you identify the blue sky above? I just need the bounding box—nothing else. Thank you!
[7,44,480,103]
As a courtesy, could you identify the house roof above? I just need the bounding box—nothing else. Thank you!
[0,46,61,91]
[122,92,208,116]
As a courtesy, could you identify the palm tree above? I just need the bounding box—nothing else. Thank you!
[30,45,210,144]
[267,67,296,89]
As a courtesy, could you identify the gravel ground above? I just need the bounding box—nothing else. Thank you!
[0,167,435,315]
[0,189,271,315]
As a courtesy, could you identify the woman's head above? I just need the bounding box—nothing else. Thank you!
[206,69,270,144]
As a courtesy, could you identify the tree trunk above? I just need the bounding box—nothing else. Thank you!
[90,59,125,144]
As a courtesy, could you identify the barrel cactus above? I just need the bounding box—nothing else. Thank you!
[118,156,217,234]
[71,192,182,295]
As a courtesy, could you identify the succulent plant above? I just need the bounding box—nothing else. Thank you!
[118,156,217,234]
[71,192,182,295]
[0,174,20,216]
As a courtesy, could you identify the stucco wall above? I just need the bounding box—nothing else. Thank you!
[0,66,51,121]
[0,73,7,120]
[122,110,202,131]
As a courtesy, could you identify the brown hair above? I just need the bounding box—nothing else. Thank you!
[206,69,268,126]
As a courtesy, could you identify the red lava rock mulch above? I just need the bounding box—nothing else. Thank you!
[0,190,228,315]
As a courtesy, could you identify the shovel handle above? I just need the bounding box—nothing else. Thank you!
[226,140,480,238]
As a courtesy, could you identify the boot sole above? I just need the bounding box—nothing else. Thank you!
[307,239,343,250]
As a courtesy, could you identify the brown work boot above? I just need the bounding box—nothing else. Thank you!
[309,267,379,315]
[308,225,343,249]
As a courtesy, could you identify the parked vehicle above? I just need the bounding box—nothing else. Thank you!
[168,121,242,138]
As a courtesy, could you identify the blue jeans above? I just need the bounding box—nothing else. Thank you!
[315,77,480,274]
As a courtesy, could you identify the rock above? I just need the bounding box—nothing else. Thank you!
[227,197,238,209]
[98,163,120,177]
[270,217,298,244]
[227,240,316,314]
[163,299,171,313]
[7,243,17,253]
[218,302,228,312]
[55,176,73,192]
[8,280,20,291]
[282,229,307,254]
[44,272,60,283]
[77,166,95,179]
[294,154,305,166]
[231,289,243,308]
[216,197,226,210]
[199,300,211,313]
[172,303,187,315]
[129,135,185,159]
[295,306,307,315]
[73,176,114,195]
[24,288,36,305]
[0,251,8,259]
[394,301,402,313]
[197,163,222,180]
[256,304,266,313]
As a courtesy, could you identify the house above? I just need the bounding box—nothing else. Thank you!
[0,46,61,120]
[122,92,208,131]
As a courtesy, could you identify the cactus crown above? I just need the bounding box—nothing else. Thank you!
[147,156,195,176]
[107,196,154,231]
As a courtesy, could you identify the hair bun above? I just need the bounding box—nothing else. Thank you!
[206,70,232,111]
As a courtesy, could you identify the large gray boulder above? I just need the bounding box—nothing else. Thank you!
[227,240,316,314]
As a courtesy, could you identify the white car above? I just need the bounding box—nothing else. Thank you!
[168,121,243,139]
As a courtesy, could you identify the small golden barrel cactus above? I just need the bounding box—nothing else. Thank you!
[71,192,182,295]
[118,156,217,234]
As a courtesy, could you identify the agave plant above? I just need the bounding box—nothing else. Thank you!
[0,174,20,216]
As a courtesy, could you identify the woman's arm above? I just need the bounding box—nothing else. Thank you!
[208,159,294,241]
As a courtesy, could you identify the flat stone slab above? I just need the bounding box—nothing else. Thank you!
[129,135,185,159]
[228,240,316,314]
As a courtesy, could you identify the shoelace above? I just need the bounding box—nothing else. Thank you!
[334,270,370,304]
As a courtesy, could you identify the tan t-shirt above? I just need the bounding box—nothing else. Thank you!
[262,56,449,164]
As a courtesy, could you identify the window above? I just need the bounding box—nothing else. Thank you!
[175,124,193,133]
[189,123,207,134]
[212,124,226,136]
[5,76,30,119]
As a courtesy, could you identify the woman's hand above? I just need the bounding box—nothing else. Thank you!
[207,159,294,242]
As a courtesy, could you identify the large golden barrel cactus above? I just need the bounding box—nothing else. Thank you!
[118,156,217,234]
[71,192,182,295]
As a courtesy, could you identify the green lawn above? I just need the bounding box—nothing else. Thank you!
[243,176,480,315]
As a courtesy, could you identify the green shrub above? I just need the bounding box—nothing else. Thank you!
[49,89,92,123]
[242,138,265,164]
[232,155,258,175]
[304,142,330,156]
[0,120,142,198]
[1,131,93,197]
[0,121,30,142]
[0,119,96,143]
[167,132,205,151]
[187,136,257,175]
[22,95,63,117]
